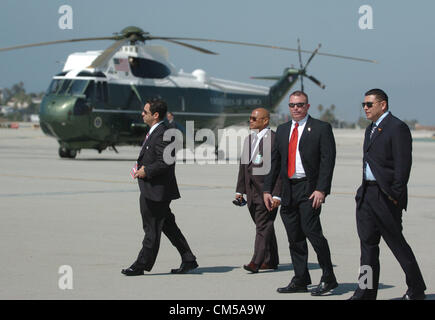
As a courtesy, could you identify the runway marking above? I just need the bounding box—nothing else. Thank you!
[1,173,435,199]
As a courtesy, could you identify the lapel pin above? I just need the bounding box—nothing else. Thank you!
[378,128,382,132]
[308,127,311,132]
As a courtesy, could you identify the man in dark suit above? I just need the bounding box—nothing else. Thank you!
[349,89,426,300]
[122,98,198,276]
[264,90,338,296]
[235,108,282,273]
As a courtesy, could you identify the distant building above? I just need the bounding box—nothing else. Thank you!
[30,114,40,123]
[0,106,15,115]
[415,123,435,131]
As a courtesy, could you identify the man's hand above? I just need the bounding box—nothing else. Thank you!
[235,193,243,201]
[134,166,146,179]
[263,192,273,211]
[271,198,281,210]
[309,190,325,209]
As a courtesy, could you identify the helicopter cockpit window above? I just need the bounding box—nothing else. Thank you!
[46,79,63,94]
[128,57,171,79]
[69,80,89,96]
[57,79,72,94]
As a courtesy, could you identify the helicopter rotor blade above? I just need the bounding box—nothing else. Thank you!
[88,37,131,69]
[250,76,281,80]
[304,43,321,70]
[158,39,218,55]
[297,38,303,70]
[306,74,326,89]
[151,36,377,63]
[0,37,118,52]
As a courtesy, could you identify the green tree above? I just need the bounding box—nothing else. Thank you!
[320,104,338,126]
[317,104,324,116]
[357,116,371,128]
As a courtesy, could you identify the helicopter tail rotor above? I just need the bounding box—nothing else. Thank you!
[251,40,326,91]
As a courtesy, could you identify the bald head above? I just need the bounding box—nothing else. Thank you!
[249,108,270,131]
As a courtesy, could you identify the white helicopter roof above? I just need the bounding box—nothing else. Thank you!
[62,51,101,72]
[59,44,269,96]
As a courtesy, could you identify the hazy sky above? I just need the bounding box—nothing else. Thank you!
[1,0,434,124]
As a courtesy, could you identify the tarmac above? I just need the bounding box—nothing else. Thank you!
[0,125,434,300]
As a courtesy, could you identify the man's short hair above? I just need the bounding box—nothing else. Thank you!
[290,90,309,104]
[147,98,168,121]
[365,88,389,109]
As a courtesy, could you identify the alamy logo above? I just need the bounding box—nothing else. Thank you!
[58,265,73,290]
[358,265,373,289]
[58,5,73,30]
[359,5,374,30]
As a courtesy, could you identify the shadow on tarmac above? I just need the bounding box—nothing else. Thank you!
[262,262,332,273]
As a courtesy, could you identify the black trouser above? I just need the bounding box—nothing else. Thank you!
[280,180,336,286]
[354,184,426,299]
[248,194,279,267]
[134,195,196,271]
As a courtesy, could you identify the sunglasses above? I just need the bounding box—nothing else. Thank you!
[362,101,381,108]
[288,102,306,108]
[249,116,267,121]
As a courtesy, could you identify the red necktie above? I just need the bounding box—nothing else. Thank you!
[287,122,299,178]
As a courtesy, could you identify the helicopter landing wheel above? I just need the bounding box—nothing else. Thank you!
[59,147,77,159]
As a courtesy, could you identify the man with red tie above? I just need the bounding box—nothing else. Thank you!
[264,91,338,296]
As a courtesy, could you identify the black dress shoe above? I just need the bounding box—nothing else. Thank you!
[311,281,338,296]
[243,262,259,273]
[171,261,198,274]
[277,282,308,293]
[121,267,144,276]
[401,293,426,300]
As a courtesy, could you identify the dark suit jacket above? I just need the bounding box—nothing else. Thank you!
[236,130,282,208]
[355,112,412,211]
[264,116,336,206]
[137,122,180,202]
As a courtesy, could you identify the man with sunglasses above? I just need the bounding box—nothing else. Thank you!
[349,89,426,300]
[264,91,338,296]
[121,98,198,276]
[235,108,282,273]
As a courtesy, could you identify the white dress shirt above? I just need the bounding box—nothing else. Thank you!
[365,111,390,181]
[148,121,164,137]
[237,127,281,201]
[250,127,270,161]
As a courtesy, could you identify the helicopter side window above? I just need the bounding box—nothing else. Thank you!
[84,80,95,100]
[69,80,89,96]
[95,81,108,103]
[83,80,108,104]
[128,57,171,79]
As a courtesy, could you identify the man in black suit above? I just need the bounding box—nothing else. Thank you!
[122,98,198,276]
[264,91,338,296]
[235,108,282,273]
[349,89,426,300]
